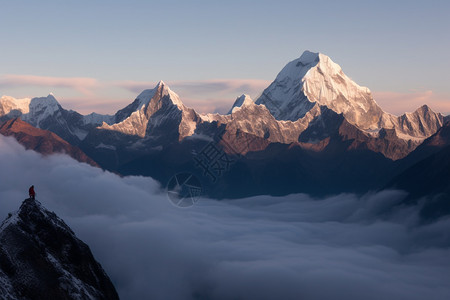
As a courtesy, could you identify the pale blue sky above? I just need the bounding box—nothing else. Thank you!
[1,0,449,114]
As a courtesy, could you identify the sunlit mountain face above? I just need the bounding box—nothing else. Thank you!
[2,51,446,199]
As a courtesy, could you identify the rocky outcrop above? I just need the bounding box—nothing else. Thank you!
[0,198,119,299]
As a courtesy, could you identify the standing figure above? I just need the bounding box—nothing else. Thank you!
[29,185,36,200]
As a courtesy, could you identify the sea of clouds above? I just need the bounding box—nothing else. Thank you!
[0,135,449,300]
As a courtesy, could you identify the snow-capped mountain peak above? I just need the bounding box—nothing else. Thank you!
[99,81,189,137]
[82,112,114,126]
[302,53,384,130]
[274,50,320,83]
[256,50,384,130]
[160,80,184,108]
[21,94,63,127]
[228,94,254,114]
[0,94,114,144]
[253,50,445,144]
[0,95,31,116]
[255,51,320,122]
[29,94,61,114]
[119,81,184,119]
[139,81,183,108]
[135,88,158,109]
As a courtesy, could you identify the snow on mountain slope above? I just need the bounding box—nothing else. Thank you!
[0,95,114,144]
[256,50,443,145]
[21,94,62,126]
[255,51,318,121]
[100,103,149,137]
[99,81,198,139]
[225,100,323,153]
[255,50,384,129]
[112,80,184,124]
[19,94,90,143]
[227,94,254,114]
[302,53,385,130]
[82,112,114,126]
[384,105,444,140]
[197,95,323,155]
[96,65,441,160]
[0,95,30,116]
[21,95,113,130]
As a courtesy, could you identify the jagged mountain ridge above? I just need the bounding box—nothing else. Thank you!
[1,51,443,160]
[0,94,114,145]
[0,51,448,198]
[0,118,99,167]
[99,80,199,140]
[85,51,444,161]
[0,198,119,300]
[255,51,444,143]
[255,51,383,127]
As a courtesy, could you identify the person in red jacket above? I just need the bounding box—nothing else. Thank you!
[29,185,36,200]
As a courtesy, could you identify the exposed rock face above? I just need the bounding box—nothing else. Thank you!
[392,105,444,140]
[254,51,444,156]
[99,80,199,140]
[0,118,98,167]
[0,198,119,300]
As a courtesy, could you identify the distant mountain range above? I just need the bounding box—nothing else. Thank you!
[0,118,98,167]
[1,51,449,211]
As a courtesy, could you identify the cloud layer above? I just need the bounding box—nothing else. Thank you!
[0,74,100,97]
[0,135,449,300]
